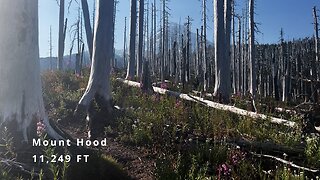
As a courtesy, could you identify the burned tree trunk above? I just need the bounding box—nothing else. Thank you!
[248,0,256,98]
[58,0,67,70]
[312,6,319,101]
[140,61,153,92]
[81,0,93,59]
[186,16,191,83]
[237,16,242,94]
[126,0,137,79]
[213,0,231,103]
[0,0,62,141]
[137,0,144,78]
[123,17,127,69]
[202,0,208,91]
[232,1,237,94]
[76,0,115,139]
[181,35,186,90]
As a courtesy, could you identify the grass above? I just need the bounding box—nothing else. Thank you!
[1,70,319,179]
[111,72,318,179]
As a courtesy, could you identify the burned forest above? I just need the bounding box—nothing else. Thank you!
[0,0,320,179]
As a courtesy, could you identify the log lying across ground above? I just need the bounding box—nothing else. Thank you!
[117,78,296,127]
[250,152,319,173]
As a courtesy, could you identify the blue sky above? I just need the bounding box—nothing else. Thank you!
[39,0,320,57]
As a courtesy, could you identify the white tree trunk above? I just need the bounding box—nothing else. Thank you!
[77,0,114,109]
[0,0,61,141]
[213,0,231,102]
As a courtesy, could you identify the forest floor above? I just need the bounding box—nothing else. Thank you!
[2,69,320,179]
[61,119,156,180]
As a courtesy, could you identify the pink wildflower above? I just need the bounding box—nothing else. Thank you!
[160,82,168,89]
[36,120,46,137]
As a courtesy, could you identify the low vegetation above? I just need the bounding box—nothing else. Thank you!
[0,70,319,179]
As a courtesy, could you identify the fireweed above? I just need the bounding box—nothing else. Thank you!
[36,120,46,137]
[160,82,168,89]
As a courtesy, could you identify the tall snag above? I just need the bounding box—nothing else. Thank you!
[248,0,256,98]
[202,0,208,91]
[312,6,319,102]
[137,0,145,78]
[0,0,62,142]
[81,0,93,59]
[213,0,231,103]
[58,0,67,70]
[126,0,137,79]
[75,0,115,139]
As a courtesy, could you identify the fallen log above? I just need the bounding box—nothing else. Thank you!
[229,138,304,157]
[274,107,297,115]
[117,78,297,127]
[250,152,319,173]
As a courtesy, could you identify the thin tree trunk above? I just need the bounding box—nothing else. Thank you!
[196,28,200,77]
[58,0,66,70]
[81,0,93,59]
[137,0,144,78]
[237,16,242,94]
[111,1,117,70]
[150,3,154,74]
[161,0,166,82]
[49,26,53,70]
[153,0,157,76]
[248,0,256,97]
[186,16,191,83]
[312,6,319,101]
[232,1,237,93]
[202,0,208,91]
[181,35,186,90]
[126,0,137,79]
[123,17,127,69]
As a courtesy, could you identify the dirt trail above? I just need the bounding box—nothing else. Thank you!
[62,122,156,180]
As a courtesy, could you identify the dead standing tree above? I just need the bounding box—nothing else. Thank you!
[236,15,242,94]
[57,0,67,70]
[126,0,137,79]
[185,16,192,83]
[152,0,157,76]
[49,26,53,70]
[74,8,84,75]
[75,0,115,139]
[248,0,257,111]
[137,0,145,78]
[202,0,208,92]
[213,0,232,103]
[312,6,319,102]
[161,0,169,82]
[123,17,127,69]
[231,1,237,94]
[80,0,93,59]
[0,0,62,142]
